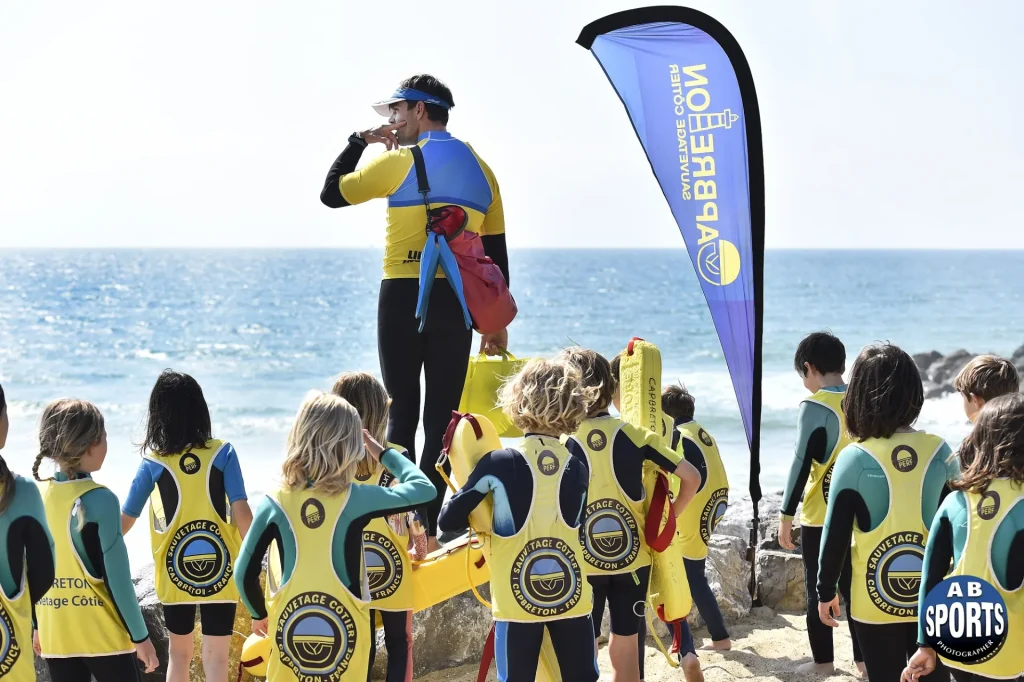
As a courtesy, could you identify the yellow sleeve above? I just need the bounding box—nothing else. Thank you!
[470,146,505,236]
[338,148,412,206]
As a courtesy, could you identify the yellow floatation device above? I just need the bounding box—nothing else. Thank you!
[239,632,269,678]
[437,411,560,682]
[619,338,693,666]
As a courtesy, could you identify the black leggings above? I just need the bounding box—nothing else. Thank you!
[46,653,142,682]
[378,278,473,536]
[589,566,650,637]
[852,621,947,682]
[368,609,413,682]
[494,616,599,682]
[802,526,861,664]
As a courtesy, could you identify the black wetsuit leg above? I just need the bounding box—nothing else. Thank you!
[47,654,142,682]
[852,621,948,682]
[378,278,472,537]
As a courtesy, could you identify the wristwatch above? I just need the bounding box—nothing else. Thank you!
[348,131,368,148]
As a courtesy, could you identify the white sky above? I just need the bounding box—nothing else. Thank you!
[1,0,1021,249]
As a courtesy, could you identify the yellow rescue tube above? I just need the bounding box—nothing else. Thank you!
[441,412,560,682]
[619,339,693,627]
[240,633,270,678]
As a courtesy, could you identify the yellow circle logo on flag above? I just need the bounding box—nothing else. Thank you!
[697,239,741,286]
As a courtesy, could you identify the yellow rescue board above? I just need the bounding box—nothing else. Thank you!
[620,339,693,629]
[411,535,490,613]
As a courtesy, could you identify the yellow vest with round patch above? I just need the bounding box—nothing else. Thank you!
[0,552,33,680]
[489,436,592,623]
[573,416,650,575]
[267,486,371,682]
[800,389,850,527]
[147,440,242,605]
[849,432,945,624]
[37,478,135,657]
[676,421,729,560]
[354,444,414,612]
[945,479,1024,679]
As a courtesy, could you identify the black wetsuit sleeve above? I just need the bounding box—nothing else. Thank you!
[319,138,368,208]
[782,402,830,518]
[480,234,510,286]
[559,456,589,528]
[437,450,515,532]
[681,439,708,490]
[1009,531,1024,591]
[240,522,281,620]
[816,451,871,602]
[8,517,55,625]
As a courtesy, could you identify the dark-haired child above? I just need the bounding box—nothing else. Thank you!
[781,331,863,675]
[121,370,252,682]
[662,384,732,653]
[904,392,1024,682]
[816,344,957,682]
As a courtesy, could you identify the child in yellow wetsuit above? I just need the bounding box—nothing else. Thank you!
[815,344,957,682]
[0,382,55,682]
[331,371,427,682]
[558,348,699,682]
[121,370,254,682]
[904,392,1024,682]
[234,391,436,682]
[438,357,600,682]
[33,399,159,682]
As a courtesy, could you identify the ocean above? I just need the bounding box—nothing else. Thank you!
[2,248,1021,567]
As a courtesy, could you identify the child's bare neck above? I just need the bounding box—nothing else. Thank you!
[817,373,845,389]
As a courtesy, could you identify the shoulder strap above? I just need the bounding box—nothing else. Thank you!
[410,144,430,198]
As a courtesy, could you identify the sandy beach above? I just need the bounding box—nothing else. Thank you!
[416,609,862,682]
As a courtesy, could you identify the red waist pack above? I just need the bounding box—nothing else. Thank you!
[412,145,517,335]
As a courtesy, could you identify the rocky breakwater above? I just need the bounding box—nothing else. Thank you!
[913,344,1024,399]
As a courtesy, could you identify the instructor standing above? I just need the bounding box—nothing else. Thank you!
[320,74,509,550]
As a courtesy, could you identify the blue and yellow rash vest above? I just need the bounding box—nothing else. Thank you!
[920,481,1024,676]
[816,433,958,622]
[0,475,54,681]
[323,131,505,281]
[235,449,436,620]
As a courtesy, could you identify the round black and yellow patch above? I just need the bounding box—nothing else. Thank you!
[510,538,584,617]
[580,499,639,571]
[166,521,232,597]
[363,531,404,601]
[276,591,356,680]
[866,532,925,618]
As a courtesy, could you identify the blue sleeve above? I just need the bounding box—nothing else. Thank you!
[81,488,150,643]
[213,443,248,504]
[120,459,159,519]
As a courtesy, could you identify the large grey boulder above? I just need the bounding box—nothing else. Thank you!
[927,349,974,387]
[755,550,806,611]
[371,586,493,680]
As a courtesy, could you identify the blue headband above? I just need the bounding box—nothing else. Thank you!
[390,87,452,110]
